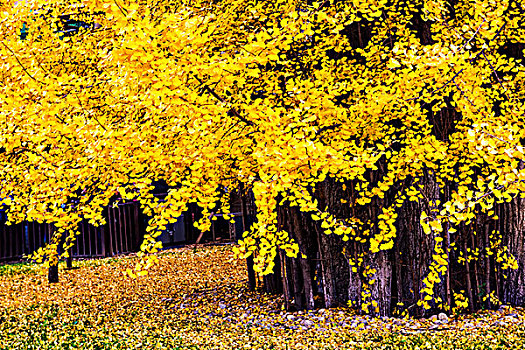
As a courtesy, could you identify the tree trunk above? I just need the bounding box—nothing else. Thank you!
[263,253,282,294]
[316,223,337,308]
[395,196,444,316]
[268,168,525,316]
[500,196,525,305]
[246,256,257,291]
[240,188,257,290]
[66,247,73,269]
[364,251,392,316]
[48,264,59,283]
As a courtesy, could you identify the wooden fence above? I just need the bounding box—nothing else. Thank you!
[0,202,143,262]
[1,198,246,263]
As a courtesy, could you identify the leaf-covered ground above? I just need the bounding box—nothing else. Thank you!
[1,245,524,349]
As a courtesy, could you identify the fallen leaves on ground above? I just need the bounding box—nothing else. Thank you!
[0,245,524,349]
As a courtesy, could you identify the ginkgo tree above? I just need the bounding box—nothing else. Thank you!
[0,0,524,315]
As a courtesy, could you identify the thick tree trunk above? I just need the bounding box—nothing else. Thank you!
[364,251,392,316]
[240,188,257,290]
[274,207,316,309]
[316,226,339,308]
[280,251,293,311]
[263,253,282,295]
[246,256,257,291]
[268,169,525,316]
[290,257,304,309]
[395,183,444,316]
[289,208,315,309]
[316,179,355,308]
[500,196,525,305]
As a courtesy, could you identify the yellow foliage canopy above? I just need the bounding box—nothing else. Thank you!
[0,0,524,300]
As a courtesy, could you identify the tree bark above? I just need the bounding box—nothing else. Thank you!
[66,247,73,269]
[500,196,525,306]
[365,251,392,316]
[246,256,257,291]
[268,168,525,316]
[240,188,257,290]
[48,264,59,283]
[263,253,282,294]
[316,223,337,308]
